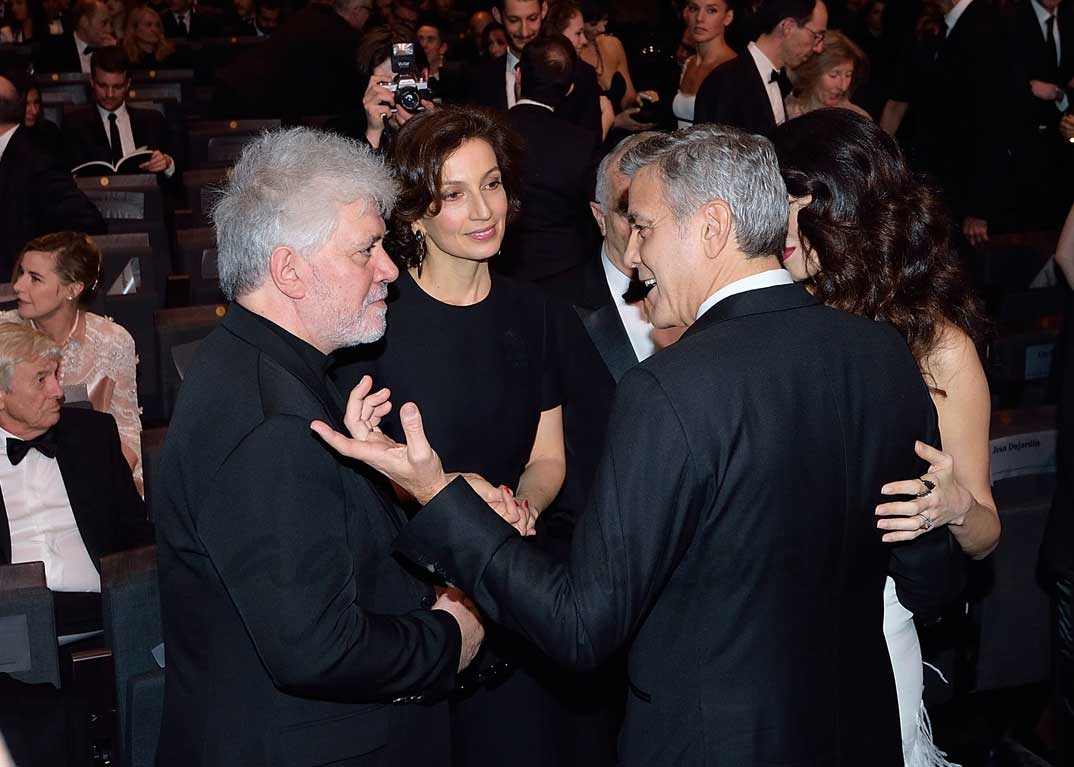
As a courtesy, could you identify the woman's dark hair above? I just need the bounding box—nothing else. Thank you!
[15,231,103,304]
[769,108,985,380]
[480,20,505,53]
[387,105,523,269]
[579,0,608,23]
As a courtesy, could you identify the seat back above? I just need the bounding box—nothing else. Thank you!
[101,546,164,767]
[187,118,279,168]
[155,304,227,419]
[174,227,223,305]
[181,168,228,228]
[0,561,61,688]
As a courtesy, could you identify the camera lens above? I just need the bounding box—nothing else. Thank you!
[396,86,422,112]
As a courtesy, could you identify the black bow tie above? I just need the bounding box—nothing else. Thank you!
[769,69,783,84]
[83,44,95,55]
[7,430,58,465]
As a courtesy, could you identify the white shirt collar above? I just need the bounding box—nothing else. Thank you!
[944,0,974,34]
[695,268,794,320]
[0,124,18,162]
[73,30,91,52]
[506,48,520,69]
[600,245,631,297]
[513,98,554,111]
[747,41,779,82]
[97,101,129,120]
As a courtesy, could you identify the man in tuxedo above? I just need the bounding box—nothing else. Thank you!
[34,0,115,74]
[499,34,600,282]
[0,322,149,766]
[154,127,482,766]
[318,125,967,766]
[0,73,105,277]
[62,47,176,176]
[162,0,221,39]
[695,0,828,132]
[1013,0,1074,229]
[469,0,602,137]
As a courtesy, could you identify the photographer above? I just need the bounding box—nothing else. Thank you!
[359,27,438,150]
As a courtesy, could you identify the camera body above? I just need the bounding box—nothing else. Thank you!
[386,42,429,113]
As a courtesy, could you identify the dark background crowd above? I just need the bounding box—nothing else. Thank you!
[0,0,1072,763]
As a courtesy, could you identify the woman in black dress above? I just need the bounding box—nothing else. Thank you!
[335,106,603,765]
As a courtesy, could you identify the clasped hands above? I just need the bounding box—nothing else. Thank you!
[310,376,536,536]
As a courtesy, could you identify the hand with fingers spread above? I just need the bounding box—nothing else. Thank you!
[875,440,975,543]
[432,587,484,672]
[312,381,450,504]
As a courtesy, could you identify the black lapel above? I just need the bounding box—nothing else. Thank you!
[0,477,9,565]
[683,282,818,341]
[750,64,778,129]
[55,414,106,572]
[90,109,111,157]
[579,302,638,383]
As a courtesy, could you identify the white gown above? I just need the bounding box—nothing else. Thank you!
[883,577,958,767]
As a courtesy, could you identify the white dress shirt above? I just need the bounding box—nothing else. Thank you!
[172,9,192,32]
[747,42,786,125]
[0,124,18,163]
[98,101,136,158]
[505,48,520,109]
[513,98,553,111]
[0,425,101,594]
[601,247,657,362]
[73,31,93,74]
[944,0,974,35]
[1031,0,1068,111]
[695,268,794,320]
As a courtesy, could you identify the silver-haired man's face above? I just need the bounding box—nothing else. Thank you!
[301,200,399,352]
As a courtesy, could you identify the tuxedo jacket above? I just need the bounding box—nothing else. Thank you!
[1013,0,1074,129]
[498,104,600,281]
[0,407,150,632]
[395,283,967,766]
[61,104,173,171]
[154,304,460,766]
[468,53,604,139]
[694,54,782,135]
[33,33,83,73]
[161,9,222,39]
[0,126,106,278]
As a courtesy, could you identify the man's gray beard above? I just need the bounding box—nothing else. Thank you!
[307,266,389,352]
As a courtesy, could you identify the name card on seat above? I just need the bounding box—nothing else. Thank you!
[990,429,1057,484]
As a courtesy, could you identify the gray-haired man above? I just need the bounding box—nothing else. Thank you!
[317,124,965,766]
[155,128,482,767]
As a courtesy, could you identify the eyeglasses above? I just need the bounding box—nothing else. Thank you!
[799,23,825,44]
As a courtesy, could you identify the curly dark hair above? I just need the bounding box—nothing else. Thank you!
[387,105,523,270]
[769,108,985,382]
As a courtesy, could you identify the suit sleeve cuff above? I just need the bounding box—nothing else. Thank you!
[392,476,517,594]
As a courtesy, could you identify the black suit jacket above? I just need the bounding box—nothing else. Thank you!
[468,53,604,138]
[0,126,106,279]
[161,9,221,39]
[33,32,83,73]
[61,104,173,170]
[155,304,460,766]
[395,283,966,766]
[0,407,149,633]
[498,104,599,281]
[694,53,782,134]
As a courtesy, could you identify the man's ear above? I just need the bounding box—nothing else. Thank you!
[589,201,607,236]
[491,6,502,24]
[701,199,733,257]
[268,246,307,300]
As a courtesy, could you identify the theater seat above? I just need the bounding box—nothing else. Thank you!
[155,304,227,420]
[187,118,280,169]
[0,562,60,688]
[101,546,163,767]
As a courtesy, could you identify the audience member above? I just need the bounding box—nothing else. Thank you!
[103,0,123,40]
[249,0,280,36]
[481,19,508,58]
[63,47,177,176]
[161,0,221,39]
[1,231,143,490]
[673,0,738,128]
[393,0,421,32]
[785,30,870,118]
[12,74,63,157]
[0,321,148,767]
[573,1,660,118]
[771,108,999,763]
[40,0,66,34]
[155,127,481,767]
[121,6,188,68]
[694,0,828,132]
[499,33,600,281]
[225,0,255,33]
[0,0,47,42]
[845,0,896,116]
[333,104,577,767]
[0,72,105,278]
[34,0,116,73]
[320,123,967,767]
[470,0,603,137]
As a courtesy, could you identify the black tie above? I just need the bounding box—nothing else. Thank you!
[769,69,781,84]
[107,112,123,164]
[175,13,188,34]
[82,44,95,56]
[1046,15,1059,77]
[7,430,58,465]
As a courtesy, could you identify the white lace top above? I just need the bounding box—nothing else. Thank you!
[0,310,142,491]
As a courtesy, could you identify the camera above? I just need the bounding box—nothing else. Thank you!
[386,42,429,113]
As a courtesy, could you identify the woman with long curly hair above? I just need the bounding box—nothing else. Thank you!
[771,108,999,767]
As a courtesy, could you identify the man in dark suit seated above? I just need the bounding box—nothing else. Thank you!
[321,124,968,766]
[62,47,177,176]
[34,0,116,74]
[0,72,105,277]
[226,0,281,37]
[695,0,828,133]
[499,33,599,282]
[0,322,150,767]
[161,0,221,39]
[469,0,602,137]
[154,127,483,766]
